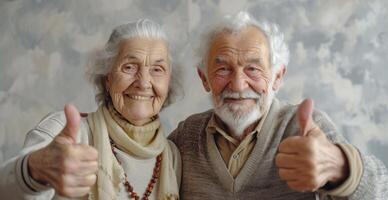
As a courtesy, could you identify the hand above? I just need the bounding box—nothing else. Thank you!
[28,104,98,197]
[275,99,349,192]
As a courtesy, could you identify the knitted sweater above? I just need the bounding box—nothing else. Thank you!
[0,111,181,200]
[168,98,388,200]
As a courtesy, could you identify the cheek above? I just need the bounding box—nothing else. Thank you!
[209,76,229,95]
[249,74,272,94]
[153,76,170,100]
[250,80,269,94]
[109,75,132,93]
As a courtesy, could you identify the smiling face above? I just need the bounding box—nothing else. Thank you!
[106,37,171,126]
[199,26,285,136]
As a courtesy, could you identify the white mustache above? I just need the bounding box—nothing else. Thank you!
[220,90,262,101]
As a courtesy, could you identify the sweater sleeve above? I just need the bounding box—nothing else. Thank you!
[313,110,388,199]
[0,112,67,199]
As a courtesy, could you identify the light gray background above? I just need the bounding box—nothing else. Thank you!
[0,0,387,167]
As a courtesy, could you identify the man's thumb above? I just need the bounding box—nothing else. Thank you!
[60,104,81,143]
[297,98,314,137]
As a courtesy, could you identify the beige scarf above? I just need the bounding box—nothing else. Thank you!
[87,105,179,200]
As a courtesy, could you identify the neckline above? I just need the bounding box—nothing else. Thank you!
[206,99,281,192]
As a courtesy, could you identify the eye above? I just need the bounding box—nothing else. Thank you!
[215,67,231,76]
[150,65,166,76]
[245,65,264,78]
[122,64,138,74]
[247,66,259,72]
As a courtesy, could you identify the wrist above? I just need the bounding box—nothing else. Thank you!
[28,150,49,185]
[327,144,349,186]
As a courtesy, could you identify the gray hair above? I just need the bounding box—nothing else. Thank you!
[197,11,290,75]
[86,19,181,108]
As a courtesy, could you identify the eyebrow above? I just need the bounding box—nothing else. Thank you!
[124,55,166,62]
[124,55,138,60]
[154,59,166,63]
[215,56,229,64]
[246,58,263,64]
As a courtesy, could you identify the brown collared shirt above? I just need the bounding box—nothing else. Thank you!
[206,111,268,178]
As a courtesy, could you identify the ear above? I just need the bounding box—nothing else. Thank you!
[272,65,286,91]
[197,68,211,92]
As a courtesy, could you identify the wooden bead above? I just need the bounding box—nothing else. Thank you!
[131,192,138,197]
[147,185,153,191]
[110,138,161,200]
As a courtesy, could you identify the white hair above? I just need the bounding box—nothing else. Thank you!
[86,19,181,107]
[197,11,290,75]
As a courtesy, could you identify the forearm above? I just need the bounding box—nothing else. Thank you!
[312,111,388,199]
[0,114,63,199]
[347,153,388,199]
[0,154,54,200]
[321,145,388,199]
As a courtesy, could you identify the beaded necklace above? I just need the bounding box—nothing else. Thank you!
[110,139,162,200]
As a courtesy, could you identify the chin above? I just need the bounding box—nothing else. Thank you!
[215,105,262,137]
[214,94,274,136]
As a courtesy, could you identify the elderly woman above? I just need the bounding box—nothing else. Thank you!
[0,19,180,200]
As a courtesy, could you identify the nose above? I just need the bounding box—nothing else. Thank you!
[134,67,152,89]
[229,70,249,92]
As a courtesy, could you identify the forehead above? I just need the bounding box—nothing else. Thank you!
[118,37,169,58]
[209,26,269,56]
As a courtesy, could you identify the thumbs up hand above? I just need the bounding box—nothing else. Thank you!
[275,99,349,192]
[28,104,98,198]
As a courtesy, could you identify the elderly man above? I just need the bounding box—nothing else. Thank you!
[168,12,388,199]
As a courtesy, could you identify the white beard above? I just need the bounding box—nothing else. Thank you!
[214,88,275,139]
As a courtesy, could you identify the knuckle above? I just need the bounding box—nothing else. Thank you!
[61,146,73,158]
[88,147,99,160]
[278,169,286,179]
[278,142,285,152]
[56,189,66,197]
[304,168,318,182]
[287,182,297,190]
[303,139,314,152]
[63,160,77,173]
[311,178,321,189]
[86,174,97,186]
[88,161,99,172]
[275,155,281,166]
[305,159,316,169]
[56,174,68,189]
[92,149,99,160]
[58,187,71,197]
[91,161,99,172]
[82,187,92,195]
[90,174,97,184]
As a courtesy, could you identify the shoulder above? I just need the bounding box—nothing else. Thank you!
[181,109,213,125]
[168,109,213,143]
[33,111,67,138]
[177,109,213,131]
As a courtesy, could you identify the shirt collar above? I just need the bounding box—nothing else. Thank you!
[206,107,270,145]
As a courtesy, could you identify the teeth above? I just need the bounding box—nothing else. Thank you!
[128,95,152,100]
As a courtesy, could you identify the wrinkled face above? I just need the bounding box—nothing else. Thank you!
[199,26,285,135]
[106,37,171,126]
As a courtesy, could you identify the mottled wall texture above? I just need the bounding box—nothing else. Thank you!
[0,0,387,166]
